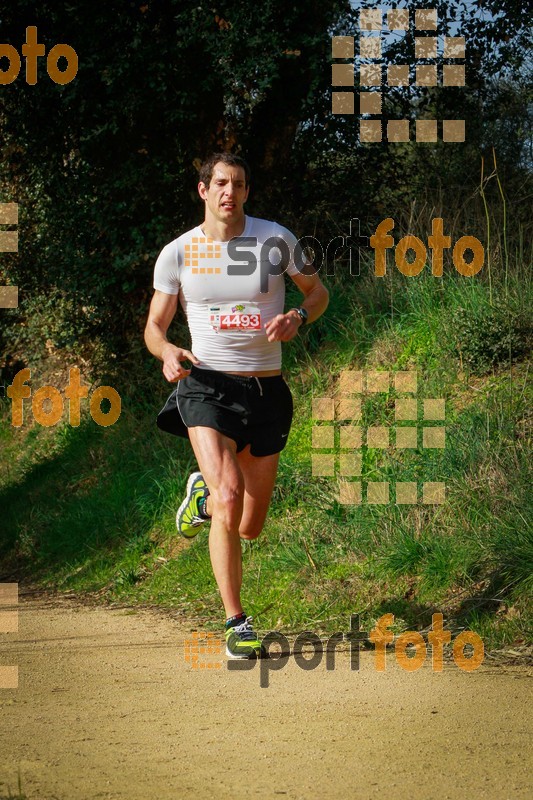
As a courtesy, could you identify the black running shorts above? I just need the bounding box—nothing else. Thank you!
[156,366,293,457]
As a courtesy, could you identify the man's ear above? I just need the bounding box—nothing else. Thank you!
[198,181,208,200]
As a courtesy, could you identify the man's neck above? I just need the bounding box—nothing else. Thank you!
[200,214,247,242]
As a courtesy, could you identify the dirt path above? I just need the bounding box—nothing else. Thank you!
[0,593,531,800]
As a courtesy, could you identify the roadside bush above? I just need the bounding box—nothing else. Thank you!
[452,304,531,374]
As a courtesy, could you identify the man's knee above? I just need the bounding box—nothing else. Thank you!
[210,479,244,526]
[238,515,266,540]
[239,526,263,541]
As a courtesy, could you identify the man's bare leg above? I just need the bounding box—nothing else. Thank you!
[186,429,280,616]
[235,447,280,540]
[187,427,245,618]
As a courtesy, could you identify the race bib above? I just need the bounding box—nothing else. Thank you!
[209,302,262,332]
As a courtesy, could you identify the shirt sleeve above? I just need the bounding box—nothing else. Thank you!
[153,241,180,295]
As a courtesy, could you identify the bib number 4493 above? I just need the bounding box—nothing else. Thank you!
[220,313,260,330]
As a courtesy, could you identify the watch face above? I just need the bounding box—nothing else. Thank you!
[299,307,308,323]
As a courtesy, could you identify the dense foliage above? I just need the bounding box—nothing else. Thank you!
[0,0,530,369]
[0,1,531,650]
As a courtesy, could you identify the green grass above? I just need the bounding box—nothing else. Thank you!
[0,264,531,651]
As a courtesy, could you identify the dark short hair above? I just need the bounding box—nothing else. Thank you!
[198,153,251,188]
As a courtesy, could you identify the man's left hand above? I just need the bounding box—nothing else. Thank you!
[265,311,301,342]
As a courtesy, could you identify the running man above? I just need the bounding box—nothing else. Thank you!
[144,153,328,658]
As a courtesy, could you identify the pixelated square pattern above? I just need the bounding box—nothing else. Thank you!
[416,120,438,142]
[424,399,445,419]
[339,454,362,476]
[388,65,410,86]
[367,427,389,448]
[396,482,418,504]
[184,632,222,670]
[0,582,19,687]
[332,64,354,86]
[360,92,382,115]
[332,36,354,58]
[339,371,363,395]
[360,120,382,142]
[335,9,467,141]
[338,369,417,396]
[443,120,465,142]
[360,64,382,86]
[367,482,390,504]
[185,237,222,274]
[415,9,437,30]
[338,481,362,504]
[415,37,437,59]
[443,65,465,86]
[388,120,410,142]
[313,398,335,420]
[332,92,354,115]
[423,427,446,448]
[387,9,409,30]
[395,427,418,449]
[395,399,418,421]
[0,583,18,633]
[0,666,18,689]
[0,231,18,252]
[360,9,382,30]
[0,203,18,225]
[311,370,446,505]
[444,37,465,58]
[423,482,446,504]
[0,286,18,308]
[312,426,335,449]
[416,65,437,86]
[360,36,382,59]
[0,201,18,257]
[337,398,362,420]
[395,372,418,393]
[366,371,389,392]
[312,454,335,477]
[340,426,362,448]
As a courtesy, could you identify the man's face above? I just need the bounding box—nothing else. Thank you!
[198,162,249,223]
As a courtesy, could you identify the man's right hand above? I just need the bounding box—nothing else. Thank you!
[161,344,199,383]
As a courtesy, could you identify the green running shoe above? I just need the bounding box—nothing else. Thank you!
[225,616,263,659]
[176,472,210,538]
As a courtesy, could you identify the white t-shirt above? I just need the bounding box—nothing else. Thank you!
[153,215,300,371]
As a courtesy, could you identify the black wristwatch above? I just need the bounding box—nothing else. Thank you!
[291,307,308,326]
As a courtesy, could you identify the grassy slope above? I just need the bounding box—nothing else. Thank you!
[0,266,531,649]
